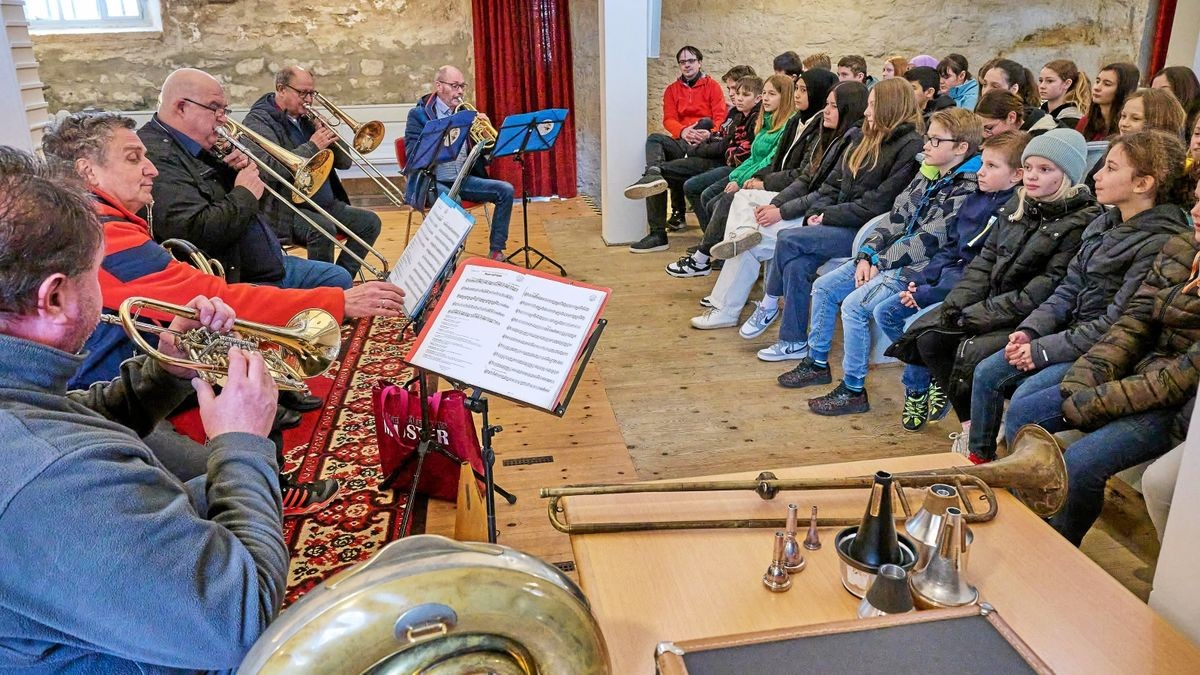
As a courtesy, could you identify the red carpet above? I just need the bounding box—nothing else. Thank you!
[170,316,418,605]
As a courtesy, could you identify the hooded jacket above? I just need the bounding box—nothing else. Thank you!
[403,92,491,208]
[948,78,980,111]
[1061,232,1200,439]
[1017,204,1191,369]
[1021,106,1065,137]
[691,103,760,166]
[662,73,728,138]
[242,92,353,243]
[857,155,981,274]
[768,123,860,219]
[72,189,346,389]
[781,121,924,228]
[1044,101,1085,127]
[728,111,794,185]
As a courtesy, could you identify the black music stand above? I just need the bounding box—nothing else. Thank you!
[491,108,569,276]
[404,109,476,211]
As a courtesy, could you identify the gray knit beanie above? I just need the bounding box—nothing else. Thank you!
[1021,128,1088,186]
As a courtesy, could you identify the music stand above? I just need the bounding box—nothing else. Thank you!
[491,108,569,276]
[404,109,476,210]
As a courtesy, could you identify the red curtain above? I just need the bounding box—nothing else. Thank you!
[1148,0,1178,80]
[471,0,577,198]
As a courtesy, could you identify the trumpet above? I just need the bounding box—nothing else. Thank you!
[98,296,341,393]
[160,238,225,279]
[304,93,405,208]
[539,431,1068,535]
[214,121,391,280]
[447,102,498,200]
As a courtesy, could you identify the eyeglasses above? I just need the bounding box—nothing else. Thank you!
[678,58,699,65]
[437,80,468,91]
[182,98,231,117]
[284,84,317,99]
[923,134,961,147]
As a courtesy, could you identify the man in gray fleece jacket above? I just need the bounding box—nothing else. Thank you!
[0,148,285,672]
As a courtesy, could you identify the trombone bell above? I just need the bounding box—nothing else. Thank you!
[217,119,333,202]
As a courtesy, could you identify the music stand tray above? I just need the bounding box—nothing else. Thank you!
[491,108,570,276]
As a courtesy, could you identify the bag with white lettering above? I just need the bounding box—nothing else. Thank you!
[372,381,484,501]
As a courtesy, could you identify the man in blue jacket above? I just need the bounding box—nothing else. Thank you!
[0,148,286,672]
[404,64,512,259]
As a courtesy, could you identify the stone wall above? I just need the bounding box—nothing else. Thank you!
[645,0,1154,133]
[570,0,600,198]
[32,0,475,111]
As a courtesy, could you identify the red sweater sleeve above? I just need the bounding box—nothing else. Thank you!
[100,219,346,325]
[706,78,728,129]
[662,83,685,138]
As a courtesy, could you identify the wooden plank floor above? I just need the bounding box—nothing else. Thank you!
[369,196,1157,598]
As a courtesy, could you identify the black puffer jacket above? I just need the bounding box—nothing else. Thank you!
[775,121,923,227]
[757,115,821,192]
[1017,204,1191,369]
[885,188,1100,391]
[768,124,858,220]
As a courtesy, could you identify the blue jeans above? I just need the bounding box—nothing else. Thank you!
[686,167,734,229]
[808,260,906,389]
[438,175,513,254]
[873,293,929,392]
[768,225,858,342]
[261,255,353,291]
[972,354,1074,461]
[1002,365,1078,446]
[1048,409,1178,545]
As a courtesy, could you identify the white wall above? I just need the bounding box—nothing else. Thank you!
[598,0,650,245]
[1164,0,1200,71]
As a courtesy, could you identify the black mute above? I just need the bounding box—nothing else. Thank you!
[848,471,903,567]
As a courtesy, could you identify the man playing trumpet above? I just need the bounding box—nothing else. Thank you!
[0,147,286,671]
[243,65,383,279]
[404,64,513,260]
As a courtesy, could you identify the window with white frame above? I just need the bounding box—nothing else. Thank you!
[24,0,160,33]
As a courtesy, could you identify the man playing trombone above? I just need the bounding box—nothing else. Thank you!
[243,66,383,279]
[404,65,512,260]
[0,147,286,671]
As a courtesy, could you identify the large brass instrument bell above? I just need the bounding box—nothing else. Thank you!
[454,101,499,147]
[98,296,339,393]
[304,93,406,208]
[539,431,1068,534]
[160,238,225,279]
[217,118,333,203]
[236,535,610,674]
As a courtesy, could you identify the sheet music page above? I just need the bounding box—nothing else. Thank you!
[388,195,474,317]
[407,263,607,410]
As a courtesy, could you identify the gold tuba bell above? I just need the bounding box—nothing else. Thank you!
[236,535,610,674]
[97,297,340,393]
[454,102,498,147]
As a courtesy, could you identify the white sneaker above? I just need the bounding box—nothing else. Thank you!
[949,432,969,456]
[710,228,764,260]
[690,308,739,330]
[739,302,779,339]
[757,340,808,362]
[699,296,714,308]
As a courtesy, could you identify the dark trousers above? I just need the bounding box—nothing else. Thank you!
[769,225,858,342]
[915,330,971,419]
[700,190,738,255]
[298,199,383,278]
[646,133,689,226]
[687,167,734,229]
[648,156,724,234]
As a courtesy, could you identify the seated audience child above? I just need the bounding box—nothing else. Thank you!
[1077,62,1139,141]
[982,59,1040,107]
[1190,115,1200,172]
[938,54,980,110]
[628,76,764,253]
[1039,60,1091,126]
[804,52,832,71]
[721,65,758,106]
[688,82,868,327]
[1117,88,1188,138]
[671,70,839,277]
[905,66,956,123]
[969,130,1192,464]
[753,79,924,360]
[882,56,908,80]
[838,55,877,89]
[884,129,1100,453]
[1151,65,1200,132]
[789,108,984,413]
[880,131,1027,431]
[975,90,1060,137]
[774,51,804,79]
[1002,180,1200,546]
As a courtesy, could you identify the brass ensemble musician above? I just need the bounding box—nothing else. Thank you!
[404,64,513,260]
[243,66,384,278]
[0,147,286,671]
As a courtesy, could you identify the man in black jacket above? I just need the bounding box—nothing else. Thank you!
[243,66,382,279]
[139,68,353,291]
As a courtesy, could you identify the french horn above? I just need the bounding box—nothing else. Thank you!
[237,535,610,673]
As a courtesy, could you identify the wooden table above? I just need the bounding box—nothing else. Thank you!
[566,453,1200,674]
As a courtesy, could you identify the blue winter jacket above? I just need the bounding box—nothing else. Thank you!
[948,79,980,111]
[403,93,490,207]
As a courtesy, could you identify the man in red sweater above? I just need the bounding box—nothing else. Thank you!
[43,111,408,515]
[626,45,727,253]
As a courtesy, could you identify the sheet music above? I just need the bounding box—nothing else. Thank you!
[407,263,607,410]
[388,194,475,317]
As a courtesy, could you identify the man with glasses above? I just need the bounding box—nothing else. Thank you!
[139,68,359,292]
[243,66,382,279]
[625,45,727,253]
[403,64,512,260]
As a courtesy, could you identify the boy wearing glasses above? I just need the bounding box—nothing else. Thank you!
[626,45,727,252]
[794,109,988,415]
